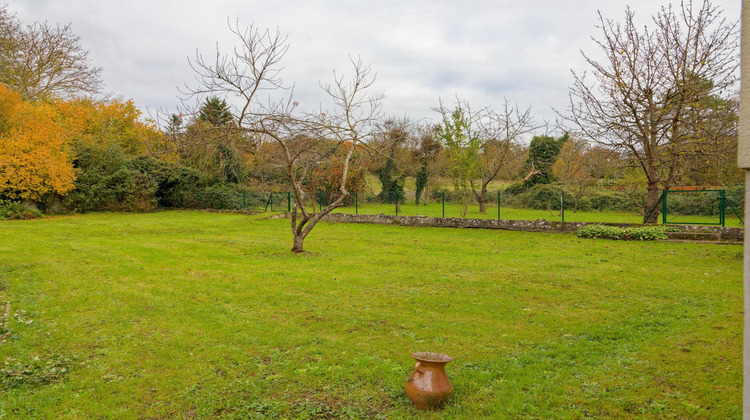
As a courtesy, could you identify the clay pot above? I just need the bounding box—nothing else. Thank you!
[406,352,453,410]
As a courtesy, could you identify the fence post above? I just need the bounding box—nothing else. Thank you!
[264,192,272,212]
[561,191,565,222]
[243,191,247,210]
[355,192,358,215]
[442,191,445,218]
[662,190,668,224]
[287,192,291,213]
[497,190,501,221]
[395,192,399,216]
[720,189,726,227]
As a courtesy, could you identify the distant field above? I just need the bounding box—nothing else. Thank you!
[0,211,742,418]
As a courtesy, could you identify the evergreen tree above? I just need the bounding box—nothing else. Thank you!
[197,97,233,126]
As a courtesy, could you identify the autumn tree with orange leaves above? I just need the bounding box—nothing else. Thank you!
[0,83,164,208]
[0,85,75,200]
[55,97,161,155]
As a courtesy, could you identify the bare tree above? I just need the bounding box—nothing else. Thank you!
[0,6,20,62]
[0,6,102,100]
[565,0,739,222]
[183,21,381,252]
[436,97,533,214]
[553,138,617,212]
[471,99,534,212]
[283,60,381,252]
[435,98,480,218]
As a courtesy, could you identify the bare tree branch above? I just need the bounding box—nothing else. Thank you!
[185,23,382,252]
[562,0,738,222]
[0,6,102,100]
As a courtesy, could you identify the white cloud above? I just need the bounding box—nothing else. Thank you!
[12,0,742,130]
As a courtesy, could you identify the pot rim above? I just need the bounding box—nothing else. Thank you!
[412,351,453,363]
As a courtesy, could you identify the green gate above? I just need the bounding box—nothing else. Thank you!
[645,189,743,227]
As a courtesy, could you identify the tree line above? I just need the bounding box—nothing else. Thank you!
[0,0,741,251]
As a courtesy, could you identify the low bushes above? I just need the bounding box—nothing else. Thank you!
[502,184,643,213]
[62,145,158,212]
[505,184,564,211]
[665,187,745,216]
[580,189,642,213]
[502,183,745,216]
[58,147,264,213]
[577,224,676,241]
[0,202,43,220]
[180,183,244,210]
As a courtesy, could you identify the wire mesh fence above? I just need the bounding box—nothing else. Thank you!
[325,189,745,227]
[172,188,744,227]
[328,190,650,224]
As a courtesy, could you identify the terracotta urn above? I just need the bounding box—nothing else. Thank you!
[406,352,453,410]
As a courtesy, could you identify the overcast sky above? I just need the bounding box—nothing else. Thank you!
[12,0,742,134]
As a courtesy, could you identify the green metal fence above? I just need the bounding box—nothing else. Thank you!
[643,189,745,227]
[170,188,744,227]
[324,189,744,227]
[264,192,292,212]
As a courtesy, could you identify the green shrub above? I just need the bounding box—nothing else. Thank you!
[505,184,564,210]
[665,191,721,216]
[664,187,745,217]
[725,184,745,210]
[503,182,526,196]
[577,224,670,241]
[0,203,43,220]
[429,189,465,203]
[585,190,642,213]
[502,185,645,213]
[245,190,276,210]
[129,157,206,208]
[576,224,624,239]
[63,145,158,212]
[124,157,268,211]
[194,184,244,209]
[621,226,670,240]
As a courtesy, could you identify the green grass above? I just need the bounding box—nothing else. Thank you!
[0,211,742,418]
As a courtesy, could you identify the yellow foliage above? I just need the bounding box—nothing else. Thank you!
[0,86,166,201]
[56,97,163,155]
[0,86,76,200]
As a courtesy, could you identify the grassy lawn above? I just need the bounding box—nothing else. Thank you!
[0,211,742,418]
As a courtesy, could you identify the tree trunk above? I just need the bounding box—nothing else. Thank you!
[290,210,310,253]
[478,186,487,213]
[461,186,468,218]
[470,183,488,214]
[643,182,662,224]
[291,234,305,253]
